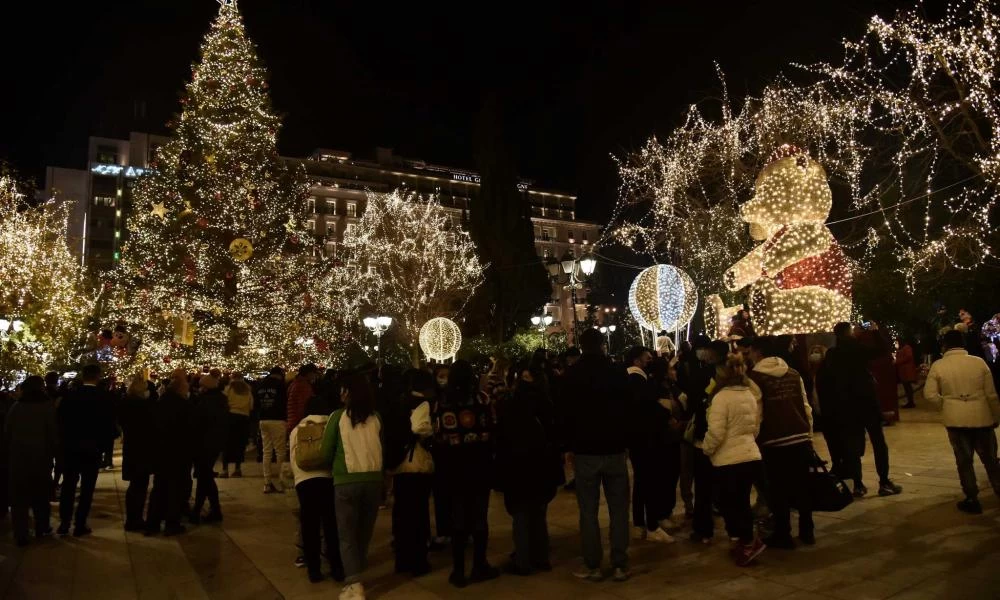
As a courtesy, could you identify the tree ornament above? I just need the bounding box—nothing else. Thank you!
[419,317,462,362]
[197,217,209,229]
[628,264,698,334]
[229,238,253,262]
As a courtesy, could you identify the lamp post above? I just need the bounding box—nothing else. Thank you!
[547,252,597,346]
[599,324,617,354]
[530,313,554,349]
[362,315,392,363]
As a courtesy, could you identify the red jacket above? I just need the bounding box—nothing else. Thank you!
[895,344,918,383]
[286,376,314,432]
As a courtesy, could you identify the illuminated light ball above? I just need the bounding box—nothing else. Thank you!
[418,317,462,362]
[628,265,698,333]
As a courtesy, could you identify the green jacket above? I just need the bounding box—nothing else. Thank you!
[320,408,383,485]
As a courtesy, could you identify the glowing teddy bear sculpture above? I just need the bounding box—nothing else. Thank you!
[706,147,852,337]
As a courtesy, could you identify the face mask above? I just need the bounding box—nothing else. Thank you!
[809,353,822,363]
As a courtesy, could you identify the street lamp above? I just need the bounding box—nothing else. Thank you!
[363,315,392,362]
[531,313,554,349]
[548,252,597,346]
[599,324,617,353]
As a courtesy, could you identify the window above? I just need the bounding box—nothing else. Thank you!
[306,197,316,213]
[582,231,589,245]
[534,225,541,239]
[543,247,551,258]
[344,223,357,238]
[346,202,357,218]
[542,227,554,241]
[306,220,315,233]
[93,196,115,207]
[325,241,337,258]
[326,198,337,212]
[96,146,118,164]
[568,230,575,243]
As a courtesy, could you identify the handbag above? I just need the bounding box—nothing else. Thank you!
[806,452,854,512]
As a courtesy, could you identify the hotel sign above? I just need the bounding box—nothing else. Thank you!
[449,172,529,192]
[91,164,150,178]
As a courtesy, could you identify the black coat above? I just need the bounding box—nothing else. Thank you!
[191,389,229,469]
[496,383,563,513]
[58,384,115,466]
[117,392,157,481]
[153,390,193,474]
[817,338,879,456]
[559,354,632,455]
[5,392,57,504]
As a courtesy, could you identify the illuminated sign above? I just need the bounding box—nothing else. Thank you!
[91,164,150,178]
[449,172,528,191]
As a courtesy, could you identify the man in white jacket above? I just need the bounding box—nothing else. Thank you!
[925,329,1000,514]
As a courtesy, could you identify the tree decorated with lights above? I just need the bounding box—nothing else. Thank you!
[108,0,326,370]
[610,0,1000,324]
[328,190,484,361]
[0,169,95,384]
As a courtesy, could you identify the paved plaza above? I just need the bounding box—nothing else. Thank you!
[1,403,998,600]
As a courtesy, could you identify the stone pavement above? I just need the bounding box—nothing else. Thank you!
[1,403,999,600]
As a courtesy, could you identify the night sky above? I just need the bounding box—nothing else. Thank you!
[1,0,913,220]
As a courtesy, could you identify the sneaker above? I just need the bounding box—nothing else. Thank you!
[632,526,647,540]
[469,564,500,582]
[612,567,631,582]
[448,571,469,588]
[658,517,681,532]
[572,566,604,582]
[878,480,903,496]
[73,525,93,538]
[36,527,53,539]
[763,534,795,550]
[264,482,280,494]
[737,539,766,566]
[689,531,713,544]
[295,556,307,568]
[57,523,70,536]
[957,498,983,514]
[646,528,677,543]
[853,483,868,498]
[232,469,243,478]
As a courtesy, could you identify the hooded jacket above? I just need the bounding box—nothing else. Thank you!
[702,384,761,467]
[924,349,1000,428]
[749,357,813,448]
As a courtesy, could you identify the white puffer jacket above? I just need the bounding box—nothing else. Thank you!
[703,385,762,467]
[925,349,1000,428]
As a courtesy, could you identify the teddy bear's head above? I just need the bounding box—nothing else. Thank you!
[741,151,832,241]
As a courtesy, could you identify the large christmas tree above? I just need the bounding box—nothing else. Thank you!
[109,0,322,370]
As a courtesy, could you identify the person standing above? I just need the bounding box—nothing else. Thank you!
[389,370,436,577]
[689,340,731,544]
[146,370,193,536]
[896,338,919,409]
[701,354,766,566]
[321,374,385,600]
[818,323,903,498]
[432,360,500,588]
[118,373,157,532]
[255,367,288,494]
[189,375,227,524]
[625,346,676,543]
[748,337,816,548]
[287,364,320,436]
[290,406,344,583]
[222,373,252,478]
[5,376,57,545]
[561,328,632,582]
[44,372,64,501]
[496,365,563,575]
[57,364,113,537]
[924,329,1000,514]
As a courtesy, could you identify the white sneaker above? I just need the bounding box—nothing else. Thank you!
[632,526,647,540]
[646,528,677,543]
[572,566,603,582]
[339,582,365,599]
[658,517,680,532]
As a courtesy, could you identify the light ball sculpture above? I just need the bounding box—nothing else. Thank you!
[628,265,698,334]
[419,317,462,362]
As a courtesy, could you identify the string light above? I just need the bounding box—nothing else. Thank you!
[418,317,462,362]
[628,264,698,335]
[607,0,1000,296]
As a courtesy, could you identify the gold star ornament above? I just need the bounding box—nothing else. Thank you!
[151,202,168,220]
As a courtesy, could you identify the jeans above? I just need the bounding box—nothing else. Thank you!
[431,469,452,538]
[60,457,99,527]
[947,427,1000,500]
[512,502,550,571]
[864,412,891,484]
[125,472,151,527]
[259,420,287,486]
[334,481,383,585]
[715,460,759,543]
[761,443,814,539]
[392,473,432,572]
[449,483,491,574]
[692,448,715,538]
[679,442,696,513]
[631,443,680,529]
[296,477,343,577]
[574,452,629,570]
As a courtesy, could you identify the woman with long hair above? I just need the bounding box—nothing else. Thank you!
[701,354,765,566]
[321,374,384,600]
[118,372,157,531]
[221,373,252,477]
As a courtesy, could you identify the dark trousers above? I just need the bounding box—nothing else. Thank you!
[0,465,8,518]
[125,472,151,527]
[432,470,452,538]
[947,427,1000,500]
[193,457,220,514]
[679,442,695,512]
[631,443,680,528]
[902,382,915,406]
[223,414,249,469]
[575,453,630,570]
[296,477,343,576]
[761,444,814,538]
[100,439,114,469]
[392,473,432,572]
[60,458,99,527]
[715,460,759,543]
[511,502,550,571]
[845,412,891,486]
[692,448,715,538]
[11,482,51,541]
[147,470,185,530]
[449,484,491,574]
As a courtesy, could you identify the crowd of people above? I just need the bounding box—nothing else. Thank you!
[1,319,998,600]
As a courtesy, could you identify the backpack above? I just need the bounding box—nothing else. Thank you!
[294,419,329,471]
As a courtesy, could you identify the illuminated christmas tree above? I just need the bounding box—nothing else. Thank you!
[108,0,324,370]
[0,169,95,384]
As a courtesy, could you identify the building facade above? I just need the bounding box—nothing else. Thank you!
[45,134,600,332]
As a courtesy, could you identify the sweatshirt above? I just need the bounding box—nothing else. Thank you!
[254,376,287,421]
[320,408,383,485]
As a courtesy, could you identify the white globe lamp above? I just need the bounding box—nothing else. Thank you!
[419,317,462,363]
